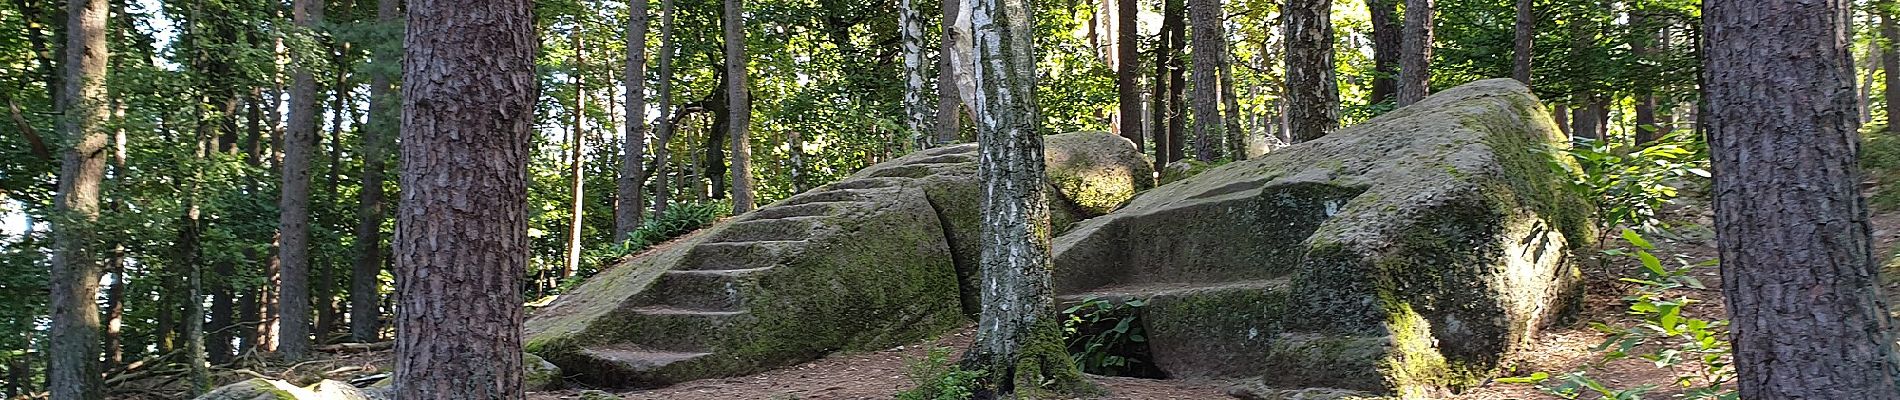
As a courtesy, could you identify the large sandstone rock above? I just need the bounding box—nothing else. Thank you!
[196,378,369,400]
[524,132,1151,388]
[1052,79,1591,397]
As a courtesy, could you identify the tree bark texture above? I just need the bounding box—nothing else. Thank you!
[277,0,325,361]
[937,0,968,145]
[394,0,537,394]
[1512,0,1532,83]
[1164,0,1186,163]
[724,0,754,213]
[1189,0,1224,161]
[351,0,398,343]
[1397,0,1431,106]
[1115,0,1141,151]
[902,0,933,150]
[963,0,1089,394]
[1369,0,1399,104]
[619,0,650,241]
[48,0,109,394]
[1284,0,1336,141]
[1705,0,1900,397]
[653,0,677,214]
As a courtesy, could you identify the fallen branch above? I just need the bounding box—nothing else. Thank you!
[315,341,392,353]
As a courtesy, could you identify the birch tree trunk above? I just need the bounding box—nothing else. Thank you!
[565,30,587,282]
[394,0,536,393]
[963,0,1093,394]
[902,0,933,150]
[1706,0,1900,396]
[48,0,109,393]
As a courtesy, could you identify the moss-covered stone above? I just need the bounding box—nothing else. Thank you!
[523,132,1151,389]
[1051,79,1589,397]
[523,352,562,390]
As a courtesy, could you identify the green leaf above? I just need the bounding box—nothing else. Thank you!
[1495,372,1551,384]
[1621,228,1655,250]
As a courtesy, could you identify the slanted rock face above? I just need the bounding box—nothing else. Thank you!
[1052,79,1591,397]
[524,132,1152,388]
[196,378,370,400]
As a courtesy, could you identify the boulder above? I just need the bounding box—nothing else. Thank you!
[196,378,369,400]
[523,132,1152,388]
[523,352,562,390]
[1051,79,1591,397]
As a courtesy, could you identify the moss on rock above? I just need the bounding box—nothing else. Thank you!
[522,132,1151,388]
[1051,79,1589,397]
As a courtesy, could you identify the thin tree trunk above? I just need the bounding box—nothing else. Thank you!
[653,0,678,214]
[1396,0,1431,106]
[1884,1,1899,133]
[1150,5,1175,170]
[1189,0,1224,161]
[315,39,354,343]
[1632,11,1659,144]
[564,31,588,282]
[277,0,325,361]
[902,0,932,151]
[1115,0,1141,151]
[1511,0,1531,83]
[1705,0,1900,396]
[394,0,536,392]
[617,0,649,242]
[962,0,1091,393]
[1368,0,1399,104]
[1219,43,1244,160]
[1165,2,1186,164]
[725,0,755,213]
[48,0,109,393]
[351,0,398,343]
[1284,0,1336,141]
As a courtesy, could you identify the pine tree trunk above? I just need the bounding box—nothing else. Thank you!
[1189,0,1224,161]
[1632,11,1659,144]
[351,0,397,343]
[1150,8,1174,170]
[316,45,354,343]
[1219,37,1245,160]
[1706,0,1900,396]
[962,0,1091,394]
[936,0,965,145]
[901,0,932,150]
[1115,0,1141,151]
[1368,0,1399,104]
[1396,0,1431,106]
[1511,0,1531,83]
[277,0,325,361]
[394,0,536,393]
[617,0,649,242]
[725,0,754,213]
[1284,0,1336,141]
[208,259,236,363]
[47,0,109,393]
[653,0,677,214]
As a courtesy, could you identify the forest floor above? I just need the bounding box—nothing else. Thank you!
[163,192,1900,400]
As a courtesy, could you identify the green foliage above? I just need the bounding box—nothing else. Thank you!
[1861,125,1900,210]
[1060,297,1157,377]
[1560,131,1709,235]
[1502,229,1735,400]
[896,346,986,400]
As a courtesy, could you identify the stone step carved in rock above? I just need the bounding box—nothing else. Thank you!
[630,268,773,311]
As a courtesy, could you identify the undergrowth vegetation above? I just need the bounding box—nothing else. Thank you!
[1500,134,1733,399]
